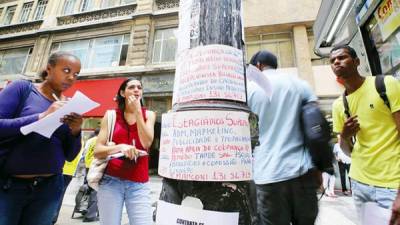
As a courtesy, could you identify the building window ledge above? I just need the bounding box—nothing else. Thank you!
[0,20,43,36]
[57,3,137,26]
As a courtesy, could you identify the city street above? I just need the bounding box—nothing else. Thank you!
[56,175,358,225]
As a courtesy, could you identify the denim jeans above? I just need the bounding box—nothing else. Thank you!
[256,170,319,225]
[0,174,64,225]
[352,179,397,220]
[97,175,151,225]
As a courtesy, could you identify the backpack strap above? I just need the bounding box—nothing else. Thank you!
[342,91,351,118]
[375,75,391,110]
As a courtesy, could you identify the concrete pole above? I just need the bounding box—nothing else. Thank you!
[157,1,256,224]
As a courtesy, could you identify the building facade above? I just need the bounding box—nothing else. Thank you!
[0,0,342,164]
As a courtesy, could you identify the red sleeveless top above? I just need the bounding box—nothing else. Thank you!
[105,108,149,182]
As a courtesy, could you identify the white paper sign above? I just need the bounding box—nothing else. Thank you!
[246,64,272,98]
[156,200,239,225]
[172,45,246,104]
[158,110,252,181]
[21,91,100,138]
[361,202,391,225]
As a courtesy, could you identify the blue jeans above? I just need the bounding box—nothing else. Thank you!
[97,175,151,225]
[352,179,397,219]
[0,174,64,225]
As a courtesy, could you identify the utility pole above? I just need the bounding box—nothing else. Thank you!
[157,1,257,224]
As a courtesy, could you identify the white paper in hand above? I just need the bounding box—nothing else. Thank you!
[246,64,272,98]
[20,91,99,138]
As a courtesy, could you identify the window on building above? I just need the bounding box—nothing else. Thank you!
[3,5,16,25]
[101,0,119,8]
[152,28,177,63]
[34,0,48,20]
[63,0,76,15]
[0,47,32,75]
[51,34,130,69]
[123,0,136,4]
[307,31,330,66]
[245,33,295,68]
[100,0,135,8]
[19,2,34,23]
[80,0,94,12]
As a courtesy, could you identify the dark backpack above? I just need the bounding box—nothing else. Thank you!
[0,80,33,170]
[301,101,334,174]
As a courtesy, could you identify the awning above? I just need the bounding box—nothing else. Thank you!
[64,78,126,117]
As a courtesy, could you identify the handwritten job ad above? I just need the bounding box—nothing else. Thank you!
[172,45,246,104]
[158,110,252,182]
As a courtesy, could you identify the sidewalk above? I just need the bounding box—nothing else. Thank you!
[56,176,358,225]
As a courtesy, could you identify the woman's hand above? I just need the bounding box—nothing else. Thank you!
[39,101,67,119]
[116,144,138,160]
[127,95,141,114]
[61,112,83,136]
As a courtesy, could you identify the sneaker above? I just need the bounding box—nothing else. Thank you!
[82,217,99,223]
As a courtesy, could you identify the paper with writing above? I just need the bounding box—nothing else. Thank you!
[21,91,99,138]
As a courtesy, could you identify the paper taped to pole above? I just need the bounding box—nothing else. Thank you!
[158,110,252,181]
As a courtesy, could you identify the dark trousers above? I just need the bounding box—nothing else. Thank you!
[52,175,73,224]
[256,170,319,225]
[84,168,98,220]
[0,174,64,225]
[338,162,351,192]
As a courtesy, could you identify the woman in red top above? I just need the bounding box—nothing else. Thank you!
[94,78,156,225]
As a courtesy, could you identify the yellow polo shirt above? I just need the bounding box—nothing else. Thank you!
[332,76,400,189]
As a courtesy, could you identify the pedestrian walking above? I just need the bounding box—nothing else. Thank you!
[330,45,400,220]
[333,135,351,195]
[82,128,100,222]
[94,78,156,225]
[0,51,83,225]
[247,50,320,225]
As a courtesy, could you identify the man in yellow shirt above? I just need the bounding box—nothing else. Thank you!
[330,45,400,220]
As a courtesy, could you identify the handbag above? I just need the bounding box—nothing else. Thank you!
[87,110,116,191]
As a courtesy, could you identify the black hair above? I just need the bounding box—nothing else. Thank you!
[330,45,358,59]
[39,51,80,80]
[249,50,278,69]
[115,78,143,112]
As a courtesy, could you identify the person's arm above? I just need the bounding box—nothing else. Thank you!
[390,189,400,225]
[127,96,156,150]
[0,81,40,139]
[135,110,156,150]
[94,113,137,160]
[339,115,359,156]
[63,132,82,161]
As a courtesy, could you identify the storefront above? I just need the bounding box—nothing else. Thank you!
[313,0,400,77]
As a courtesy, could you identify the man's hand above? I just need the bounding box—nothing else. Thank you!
[341,115,360,139]
[390,190,400,225]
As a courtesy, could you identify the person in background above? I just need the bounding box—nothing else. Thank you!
[94,78,156,225]
[82,128,100,222]
[0,51,83,225]
[52,142,84,224]
[322,171,336,198]
[333,135,351,196]
[247,50,319,225]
